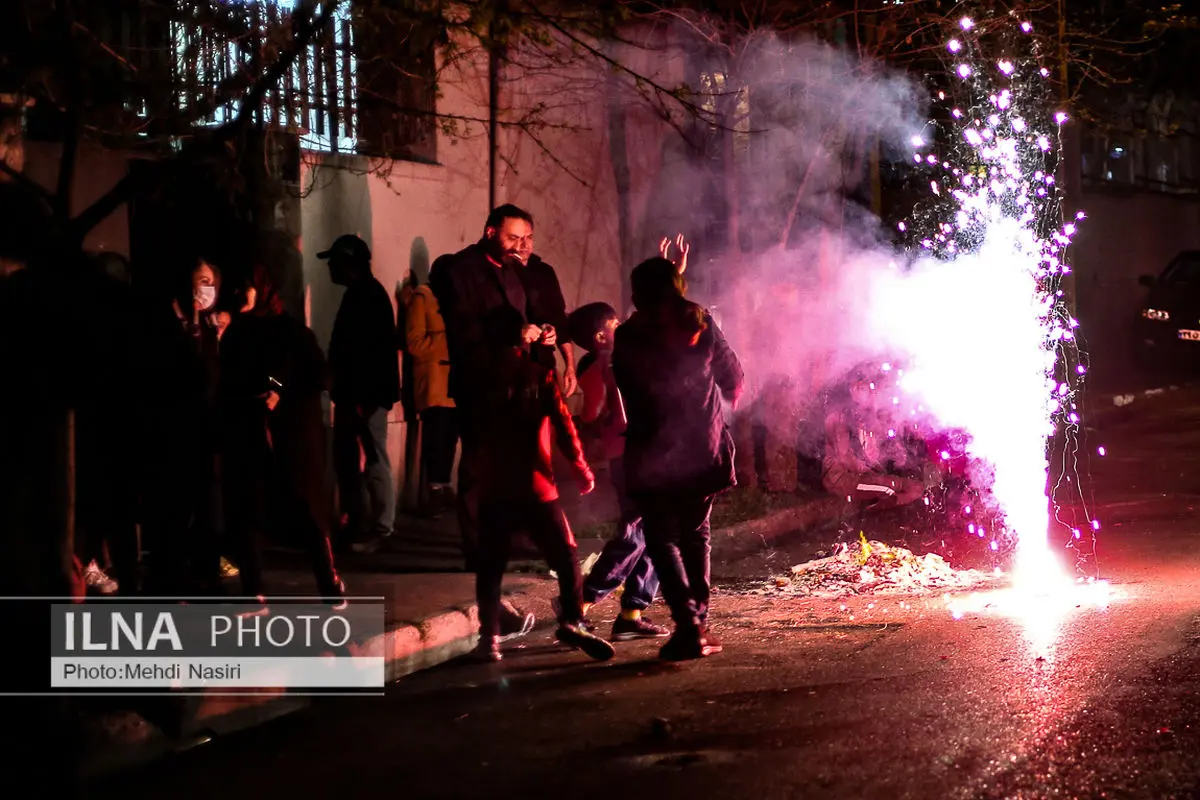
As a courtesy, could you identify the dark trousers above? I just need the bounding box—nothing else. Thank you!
[421,405,459,485]
[456,404,481,569]
[76,436,140,590]
[225,445,340,598]
[476,499,584,638]
[636,491,716,630]
[142,451,222,596]
[583,457,658,611]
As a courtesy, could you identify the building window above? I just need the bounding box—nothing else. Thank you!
[1081,124,1198,194]
[352,0,439,163]
[166,0,437,161]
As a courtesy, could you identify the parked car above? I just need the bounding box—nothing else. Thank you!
[1133,251,1200,372]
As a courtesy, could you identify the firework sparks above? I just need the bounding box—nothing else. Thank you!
[862,14,1109,631]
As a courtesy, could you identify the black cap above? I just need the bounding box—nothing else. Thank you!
[317,234,371,263]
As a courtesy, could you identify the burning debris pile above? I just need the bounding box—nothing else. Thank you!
[759,534,999,598]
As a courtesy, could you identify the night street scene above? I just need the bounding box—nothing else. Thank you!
[5,0,1200,797]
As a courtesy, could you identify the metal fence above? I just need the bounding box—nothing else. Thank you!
[170,0,358,153]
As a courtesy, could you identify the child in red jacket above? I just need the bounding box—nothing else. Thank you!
[567,302,669,641]
[472,306,615,663]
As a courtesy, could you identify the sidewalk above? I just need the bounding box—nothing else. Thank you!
[82,490,839,780]
[81,567,559,780]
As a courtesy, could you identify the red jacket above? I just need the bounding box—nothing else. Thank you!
[476,347,593,503]
[576,350,626,463]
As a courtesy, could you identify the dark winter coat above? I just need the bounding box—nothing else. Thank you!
[220,311,330,512]
[429,243,528,404]
[328,277,400,411]
[517,254,569,372]
[612,306,745,496]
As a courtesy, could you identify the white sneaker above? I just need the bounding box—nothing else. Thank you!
[84,560,118,594]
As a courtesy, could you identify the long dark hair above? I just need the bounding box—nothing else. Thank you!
[630,257,707,345]
[246,263,284,317]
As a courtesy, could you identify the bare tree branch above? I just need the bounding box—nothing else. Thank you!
[66,0,339,243]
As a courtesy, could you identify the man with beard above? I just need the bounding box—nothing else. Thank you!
[431,204,552,635]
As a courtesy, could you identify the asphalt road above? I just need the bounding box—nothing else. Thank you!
[94,389,1200,800]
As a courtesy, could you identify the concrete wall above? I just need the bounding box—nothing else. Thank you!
[295,30,688,510]
[1072,184,1200,389]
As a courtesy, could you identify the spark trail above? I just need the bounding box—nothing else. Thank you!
[863,13,1104,602]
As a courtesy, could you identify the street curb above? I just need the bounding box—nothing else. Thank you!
[84,497,847,781]
[82,591,526,781]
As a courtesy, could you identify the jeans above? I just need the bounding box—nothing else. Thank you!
[636,490,715,630]
[476,499,584,638]
[333,404,395,539]
[582,457,658,611]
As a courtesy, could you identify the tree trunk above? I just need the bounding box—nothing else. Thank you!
[605,69,634,313]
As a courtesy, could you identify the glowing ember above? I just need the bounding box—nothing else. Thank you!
[945,578,1118,656]
[760,538,999,599]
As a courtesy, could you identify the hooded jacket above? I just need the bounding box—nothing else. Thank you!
[612,304,744,496]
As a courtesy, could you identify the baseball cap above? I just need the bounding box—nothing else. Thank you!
[317,234,371,263]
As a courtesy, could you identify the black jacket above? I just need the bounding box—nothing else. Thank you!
[429,242,528,403]
[328,277,400,410]
[612,308,745,496]
[221,311,331,509]
[517,255,568,371]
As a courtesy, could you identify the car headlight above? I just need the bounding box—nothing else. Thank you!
[1142,308,1170,321]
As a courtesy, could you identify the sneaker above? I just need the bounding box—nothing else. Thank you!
[659,626,723,661]
[555,622,616,661]
[611,615,670,641]
[659,628,706,662]
[324,577,348,611]
[350,534,391,555]
[84,561,118,595]
[219,557,240,579]
[471,636,502,663]
[498,600,535,641]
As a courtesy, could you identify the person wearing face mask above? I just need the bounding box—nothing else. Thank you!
[141,258,225,596]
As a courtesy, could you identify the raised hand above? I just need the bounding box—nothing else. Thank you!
[659,233,690,275]
[674,233,689,275]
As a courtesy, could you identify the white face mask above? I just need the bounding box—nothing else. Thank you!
[195,285,217,310]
